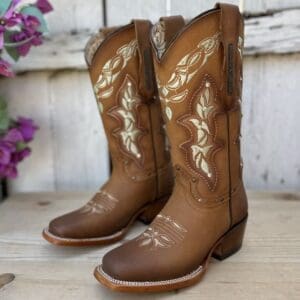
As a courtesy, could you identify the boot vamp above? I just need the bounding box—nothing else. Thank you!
[102,185,230,282]
[48,176,156,239]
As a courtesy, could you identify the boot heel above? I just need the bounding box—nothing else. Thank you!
[138,196,169,225]
[212,216,247,261]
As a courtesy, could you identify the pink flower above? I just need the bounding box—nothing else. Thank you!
[0,163,18,179]
[11,147,31,163]
[36,0,53,14]
[17,117,38,142]
[11,14,43,56]
[22,15,41,33]
[0,58,14,77]
[0,0,22,49]
[0,115,38,179]
[0,141,14,165]
[4,128,24,143]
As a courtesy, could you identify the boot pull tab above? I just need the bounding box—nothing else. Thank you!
[133,20,155,102]
[215,3,241,108]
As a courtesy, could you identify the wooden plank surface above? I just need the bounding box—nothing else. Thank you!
[0,191,299,299]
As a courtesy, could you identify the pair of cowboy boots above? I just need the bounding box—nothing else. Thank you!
[43,3,248,293]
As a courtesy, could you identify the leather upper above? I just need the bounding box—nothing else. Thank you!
[102,4,248,282]
[48,21,173,239]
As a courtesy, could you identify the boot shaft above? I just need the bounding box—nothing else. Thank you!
[151,4,247,223]
[85,21,173,198]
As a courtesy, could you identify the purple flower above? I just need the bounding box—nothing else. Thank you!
[0,115,37,179]
[0,58,14,77]
[36,0,53,14]
[0,142,14,165]
[11,147,31,163]
[0,163,18,179]
[0,0,22,49]
[11,15,43,57]
[16,117,38,142]
[4,128,24,143]
[22,15,41,33]
[18,147,31,161]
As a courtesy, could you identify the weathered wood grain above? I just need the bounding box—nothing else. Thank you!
[169,0,239,18]
[0,73,55,192]
[45,0,103,33]
[12,8,300,73]
[47,71,109,190]
[0,72,109,193]
[242,54,300,191]
[0,191,299,299]
[244,0,300,14]
[106,0,168,25]
[168,0,300,15]
[244,9,300,55]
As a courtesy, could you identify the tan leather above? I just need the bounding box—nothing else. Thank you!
[45,20,173,242]
[100,4,248,284]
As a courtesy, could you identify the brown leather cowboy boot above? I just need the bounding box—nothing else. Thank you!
[94,3,248,292]
[42,20,173,246]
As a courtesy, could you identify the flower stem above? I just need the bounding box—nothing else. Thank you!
[4,36,35,48]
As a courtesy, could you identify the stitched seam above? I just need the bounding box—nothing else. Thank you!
[107,74,147,168]
[227,112,233,228]
[176,74,224,191]
[147,102,159,200]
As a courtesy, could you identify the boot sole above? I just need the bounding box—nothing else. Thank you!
[93,215,248,292]
[42,195,169,247]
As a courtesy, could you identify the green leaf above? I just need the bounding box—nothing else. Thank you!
[0,109,9,131]
[4,31,20,62]
[0,96,7,112]
[16,141,27,151]
[0,0,12,17]
[0,97,9,131]
[20,5,48,33]
[5,45,20,62]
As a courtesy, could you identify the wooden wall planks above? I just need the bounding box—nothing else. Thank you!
[0,73,55,192]
[0,71,109,193]
[12,9,300,71]
[243,0,300,14]
[106,0,167,25]
[0,0,299,193]
[243,55,300,190]
[45,0,103,33]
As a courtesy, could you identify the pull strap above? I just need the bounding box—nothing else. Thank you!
[134,20,155,101]
[215,3,241,108]
[160,15,185,48]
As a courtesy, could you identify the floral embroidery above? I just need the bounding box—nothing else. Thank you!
[178,75,221,189]
[79,190,118,215]
[151,20,166,59]
[156,32,220,120]
[93,39,137,106]
[108,75,144,163]
[137,214,187,250]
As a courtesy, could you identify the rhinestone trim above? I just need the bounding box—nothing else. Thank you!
[96,264,203,287]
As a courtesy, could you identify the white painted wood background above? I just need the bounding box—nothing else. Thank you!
[0,0,299,193]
